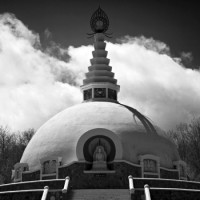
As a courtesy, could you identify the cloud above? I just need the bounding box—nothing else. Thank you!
[118,35,171,55]
[43,29,70,62]
[180,51,194,68]
[107,37,200,130]
[0,13,200,132]
[0,13,82,131]
[44,28,52,40]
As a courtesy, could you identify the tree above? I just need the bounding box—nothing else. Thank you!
[168,118,200,181]
[0,126,15,183]
[0,126,35,184]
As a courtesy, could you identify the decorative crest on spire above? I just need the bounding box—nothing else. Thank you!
[88,6,112,38]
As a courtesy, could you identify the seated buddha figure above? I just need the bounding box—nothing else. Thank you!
[92,145,107,170]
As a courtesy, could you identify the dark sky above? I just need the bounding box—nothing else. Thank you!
[0,0,200,68]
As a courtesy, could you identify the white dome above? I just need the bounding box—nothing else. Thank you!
[21,101,179,171]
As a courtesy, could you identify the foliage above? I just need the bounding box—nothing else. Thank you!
[168,118,200,181]
[0,127,34,184]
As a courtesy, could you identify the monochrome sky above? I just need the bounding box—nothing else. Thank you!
[0,0,200,132]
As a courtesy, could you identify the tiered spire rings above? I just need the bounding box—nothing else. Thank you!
[81,7,120,103]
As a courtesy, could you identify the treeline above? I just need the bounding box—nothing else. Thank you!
[0,127,34,184]
[168,117,200,181]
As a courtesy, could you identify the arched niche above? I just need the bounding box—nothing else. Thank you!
[83,135,115,162]
[76,128,123,162]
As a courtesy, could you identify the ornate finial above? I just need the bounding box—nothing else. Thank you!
[88,6,112,38]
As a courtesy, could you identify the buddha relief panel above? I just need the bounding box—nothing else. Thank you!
[43,160,56,174]
[14,163,29,182]
[143,159,157,173]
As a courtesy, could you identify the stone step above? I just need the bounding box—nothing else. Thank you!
[66,189,131,200]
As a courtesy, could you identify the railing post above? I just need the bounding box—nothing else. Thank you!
[41,186,49,200]
[144,184,151,200]
[62,176,70,193]
[128,175,135,194]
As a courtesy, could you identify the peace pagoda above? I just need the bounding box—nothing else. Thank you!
[0,7,200,200]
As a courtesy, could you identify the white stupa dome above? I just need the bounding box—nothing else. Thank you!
[21,101,179,171]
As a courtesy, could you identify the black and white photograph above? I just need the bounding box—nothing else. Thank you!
[0,0,200,199]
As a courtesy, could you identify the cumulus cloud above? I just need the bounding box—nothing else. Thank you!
[107,37,200,130]
[43,29,71,62]
[180,51,194,68]
[0,13,82,131]
[0,13,200,132]
[118,35,171,55]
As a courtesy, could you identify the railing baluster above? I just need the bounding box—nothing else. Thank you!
[128,175,135,194]
[62,176,70,193]
[41,186,49,200]
[144,184,151,200]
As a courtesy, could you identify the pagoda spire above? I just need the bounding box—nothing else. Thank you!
[81,7,120,102]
